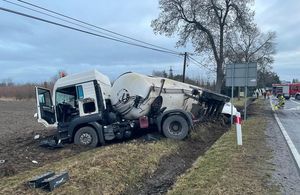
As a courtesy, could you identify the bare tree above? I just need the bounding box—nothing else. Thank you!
[226,26,276,88]
[226,26,276,68]
[152,0,254,92]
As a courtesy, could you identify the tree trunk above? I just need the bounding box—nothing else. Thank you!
[215,23,224,93]
[215,61,224,93]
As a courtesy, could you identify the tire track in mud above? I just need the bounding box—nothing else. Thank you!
[123,122,229,195]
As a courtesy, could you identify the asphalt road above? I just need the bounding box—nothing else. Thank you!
[273,97,300,152]
[266,98,300,194]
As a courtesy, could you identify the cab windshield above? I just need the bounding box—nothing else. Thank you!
[55,86,79,123]
[55,86,77,107]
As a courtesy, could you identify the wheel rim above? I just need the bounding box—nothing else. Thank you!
[168,121,182,135]
[80,133,92,145]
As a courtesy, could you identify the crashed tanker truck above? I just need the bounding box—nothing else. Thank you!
[35,70,234,147]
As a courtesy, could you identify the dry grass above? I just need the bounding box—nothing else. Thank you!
[0,85,36,99]
[0,139,179,195]
[168,100,280,195]
[233,97,246,108]
[0,82,52,100]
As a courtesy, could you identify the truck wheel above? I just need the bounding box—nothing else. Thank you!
[162,115,189,140]
[74,126,98,147]
[296,95,300,100]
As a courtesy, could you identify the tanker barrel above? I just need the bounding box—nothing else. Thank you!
[205,102,211,116]
[215,102,224,117]
[205,102,213,117]
[212,101,224,117]
[205,100,219,117]
[210,100,218,116]
[198,90,229,117]
[201,90,230,103]
[209,103,217,116]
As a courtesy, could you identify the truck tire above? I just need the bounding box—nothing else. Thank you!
[162,115,189,140]
[296,94,300,100]
[74,126,98,147]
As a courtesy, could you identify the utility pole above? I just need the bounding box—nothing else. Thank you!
[182,52,187,83]
[169,66,173,78]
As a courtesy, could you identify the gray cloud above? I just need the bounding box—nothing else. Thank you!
[0,0,191,83]
[1,0,298,83]
[255,0,300,81]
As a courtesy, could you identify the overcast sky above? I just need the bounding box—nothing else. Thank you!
[0,0,299,83]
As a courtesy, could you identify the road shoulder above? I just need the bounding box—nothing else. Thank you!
[168,99,300,195]
[265,99,300,194]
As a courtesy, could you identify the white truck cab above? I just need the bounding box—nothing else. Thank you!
[36,70,111,128]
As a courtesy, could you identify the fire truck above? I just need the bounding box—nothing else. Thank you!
[272,83,300,99]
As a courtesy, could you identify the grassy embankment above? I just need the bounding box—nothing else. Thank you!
[168,100,280,195]
[0,98,268,195]
[0,138,180,194]
[0,122,226,195]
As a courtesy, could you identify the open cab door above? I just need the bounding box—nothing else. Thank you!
[35,87,57,128]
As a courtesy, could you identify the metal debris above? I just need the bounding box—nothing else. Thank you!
[144,133,162,141]
[39,138,64,149]
[28,171,69,191]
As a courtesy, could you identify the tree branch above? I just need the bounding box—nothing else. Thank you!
[248,34,274,58]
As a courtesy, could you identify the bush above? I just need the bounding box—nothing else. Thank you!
[0,84,35,100]
[0,82,55,100]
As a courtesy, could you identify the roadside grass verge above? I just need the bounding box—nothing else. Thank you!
[233,97,246,108]
[0,139,179,195]
[168,100,280,195]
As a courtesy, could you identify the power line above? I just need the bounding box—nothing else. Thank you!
[188,55,215,72]
[0,6,181,55]
[0,3,211,72]
[2,0,180,55]
[2,0,133,43]
[15,0,180,54]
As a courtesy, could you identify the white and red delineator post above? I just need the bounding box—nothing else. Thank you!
[235,112,243,145]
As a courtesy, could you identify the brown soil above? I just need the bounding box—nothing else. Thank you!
[0,100,89,178]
